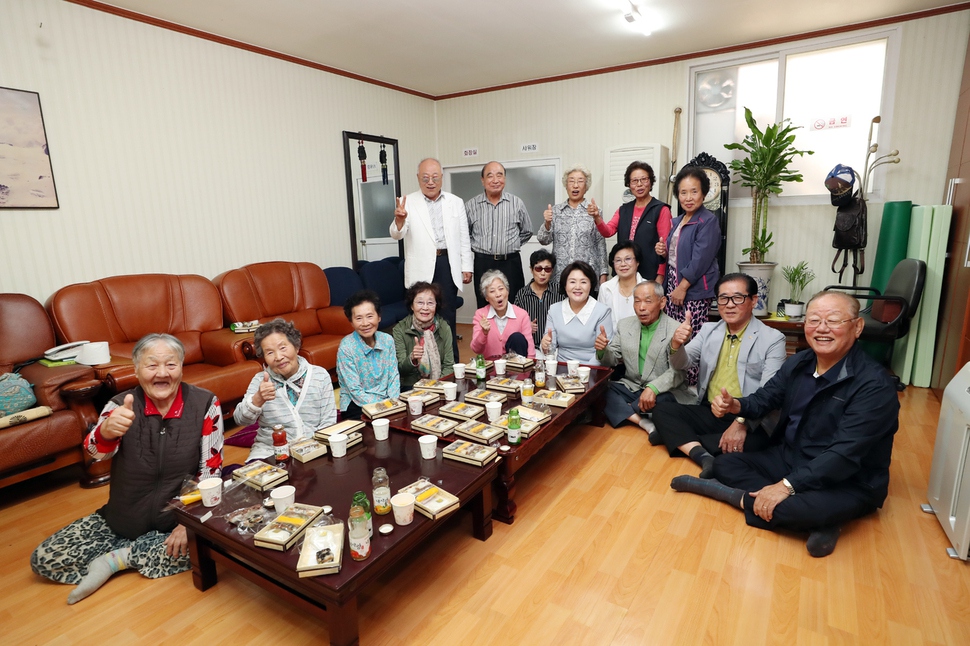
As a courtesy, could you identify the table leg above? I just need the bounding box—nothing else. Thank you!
[471,485,493,541]
[329,596,360,646]
[493,470,517,524]
[185,527,217,591]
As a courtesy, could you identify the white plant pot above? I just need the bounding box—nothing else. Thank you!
[736,261,777,318]
[786,302,805,318]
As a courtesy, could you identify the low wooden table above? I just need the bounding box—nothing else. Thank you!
[761,316,809,355]
[176,431,496,646]
[390,363,611,524]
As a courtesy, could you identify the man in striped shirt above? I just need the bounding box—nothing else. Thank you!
[465,161,533,308]
[514,249,564,349]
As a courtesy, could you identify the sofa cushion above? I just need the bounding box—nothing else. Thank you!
[323,266,364,307]
[0,410,85,475]
[214,262,330,335]
[0,293,57,373]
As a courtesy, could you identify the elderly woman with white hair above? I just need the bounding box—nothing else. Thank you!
[470,269,535,359]
[537,164,609,284]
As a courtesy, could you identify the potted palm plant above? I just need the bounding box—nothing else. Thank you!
[781,261,816,318]
[725,107,813,316]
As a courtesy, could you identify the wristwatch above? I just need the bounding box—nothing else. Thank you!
[734,416,747,429]
[782,478,796,496]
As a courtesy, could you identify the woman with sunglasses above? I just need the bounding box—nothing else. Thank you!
[514,249,564,348]
[593,161,671,284]
[392,281,454,389]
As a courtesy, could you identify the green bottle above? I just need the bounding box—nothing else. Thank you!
[475,353,487,380]
[507,408,521,445]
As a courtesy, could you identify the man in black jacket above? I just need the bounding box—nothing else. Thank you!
[670,291,899,557]
[31,333,224,602]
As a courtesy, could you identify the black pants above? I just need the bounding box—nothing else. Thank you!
[652,401,770,456]
[432,252,461,361]
[713,446,877,532]
[473,252,524,309]
[604,382,675,427]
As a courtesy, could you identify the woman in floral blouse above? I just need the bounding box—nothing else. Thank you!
[537,164,608,284]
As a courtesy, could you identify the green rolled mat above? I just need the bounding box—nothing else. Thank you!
[869,201,912,293]
[891,206,933,385]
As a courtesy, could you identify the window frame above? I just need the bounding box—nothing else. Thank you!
[687,26,901,206]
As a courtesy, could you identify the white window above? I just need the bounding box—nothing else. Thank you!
[691,32,896,201]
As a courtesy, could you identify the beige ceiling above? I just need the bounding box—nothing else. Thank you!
[90,0,961,97]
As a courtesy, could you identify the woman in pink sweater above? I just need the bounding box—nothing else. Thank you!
[470,270,536,359]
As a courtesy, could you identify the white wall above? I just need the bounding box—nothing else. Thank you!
[436,12,970,308]
[0,0,436,303]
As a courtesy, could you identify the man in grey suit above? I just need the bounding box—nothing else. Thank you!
[598,281,686,434]
[652,273,787,478]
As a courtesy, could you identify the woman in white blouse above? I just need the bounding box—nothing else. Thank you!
[599,241,646,328]
[540,261,614,365]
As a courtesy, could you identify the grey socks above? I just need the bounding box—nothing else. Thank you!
[688,446,716,479]
[67,547,131,605]
[670,475,744,508]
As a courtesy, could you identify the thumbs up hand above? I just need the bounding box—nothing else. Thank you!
[540,329,554,354]
[711,387,738,418]
[655,238,667,257]
[671,311,693,350]
[588,198,600,221]
[543,204,553,228]
[594,325,609,351]
[103,393,136,439]
[253,372,277,408]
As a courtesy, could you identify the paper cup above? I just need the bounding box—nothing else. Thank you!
[494,358,507,376]
[408,398,424,416]
[329,432,349,458]
[443,382,457,401]
[391,492,415,525]
[419,435,437,459]
[453,363,466,379]
[485,401,502,422]
[544,359,558,376]
[578,366,591,384]
[199,477,223,507]
[372,418,390,441]
[270,484,295,511]
[567,359,580,376]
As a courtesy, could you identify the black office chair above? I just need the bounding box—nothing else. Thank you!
[824,257,926,390]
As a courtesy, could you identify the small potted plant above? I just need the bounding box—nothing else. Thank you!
[781,261,816,318]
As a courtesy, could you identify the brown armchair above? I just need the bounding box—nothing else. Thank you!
[0,294,107,488]
[46,274,261,408]
[213,261,352,378]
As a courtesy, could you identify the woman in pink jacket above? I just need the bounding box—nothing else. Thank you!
[470,270,536,359]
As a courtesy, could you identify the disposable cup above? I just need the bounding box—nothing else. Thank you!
[199,477,223,507]
[578,366,591,384]
[391,493,415,525]
[453,363,466,379]
[372,418,390,441]
[270,484,295,511]
[567,360,580,377]
[486,401,502,422]
[408,398,424,416]
[544,359,558,376]
[329,432,349,458]
[443,382,457,401]
[419,435,437,459]
[494,359,507,376]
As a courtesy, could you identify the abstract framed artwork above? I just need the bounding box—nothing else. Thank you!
[0,86,58,208]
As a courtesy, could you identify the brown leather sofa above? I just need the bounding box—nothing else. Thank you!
[213,261,352,377]
[0,294,107,488]
[46,274,261,408]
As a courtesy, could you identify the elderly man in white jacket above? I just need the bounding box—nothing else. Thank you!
[390,158,473,359]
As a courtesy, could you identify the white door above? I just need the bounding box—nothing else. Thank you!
[357,175,401,262]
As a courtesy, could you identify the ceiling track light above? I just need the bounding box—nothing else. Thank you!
[624,6,641,22]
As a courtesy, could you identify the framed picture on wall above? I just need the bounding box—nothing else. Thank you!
[0,86,59,208]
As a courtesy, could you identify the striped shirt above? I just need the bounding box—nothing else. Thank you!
[465,192,533,255]
[426,194,447,248]
[514,279,564,347]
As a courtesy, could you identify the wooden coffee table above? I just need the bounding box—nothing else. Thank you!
[175,430,496,646]
[390,363,611,524]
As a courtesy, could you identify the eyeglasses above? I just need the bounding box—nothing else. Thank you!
[414,300,436,309]
[805,316,857,330]
[567,179,586,186]
[533,266,553,273]
[419,175,442,184]
[716,294,751,306]
[613,256,636,266]
[629,178,651,186]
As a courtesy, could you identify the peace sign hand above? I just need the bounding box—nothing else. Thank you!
[394,195,408,221]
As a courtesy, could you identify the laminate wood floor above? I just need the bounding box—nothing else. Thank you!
[3,327,968,644]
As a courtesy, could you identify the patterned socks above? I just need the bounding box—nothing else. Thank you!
[688,446,716,479]
[806,526,841,557]
[670,475,744,508]
[67,547,131,605]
